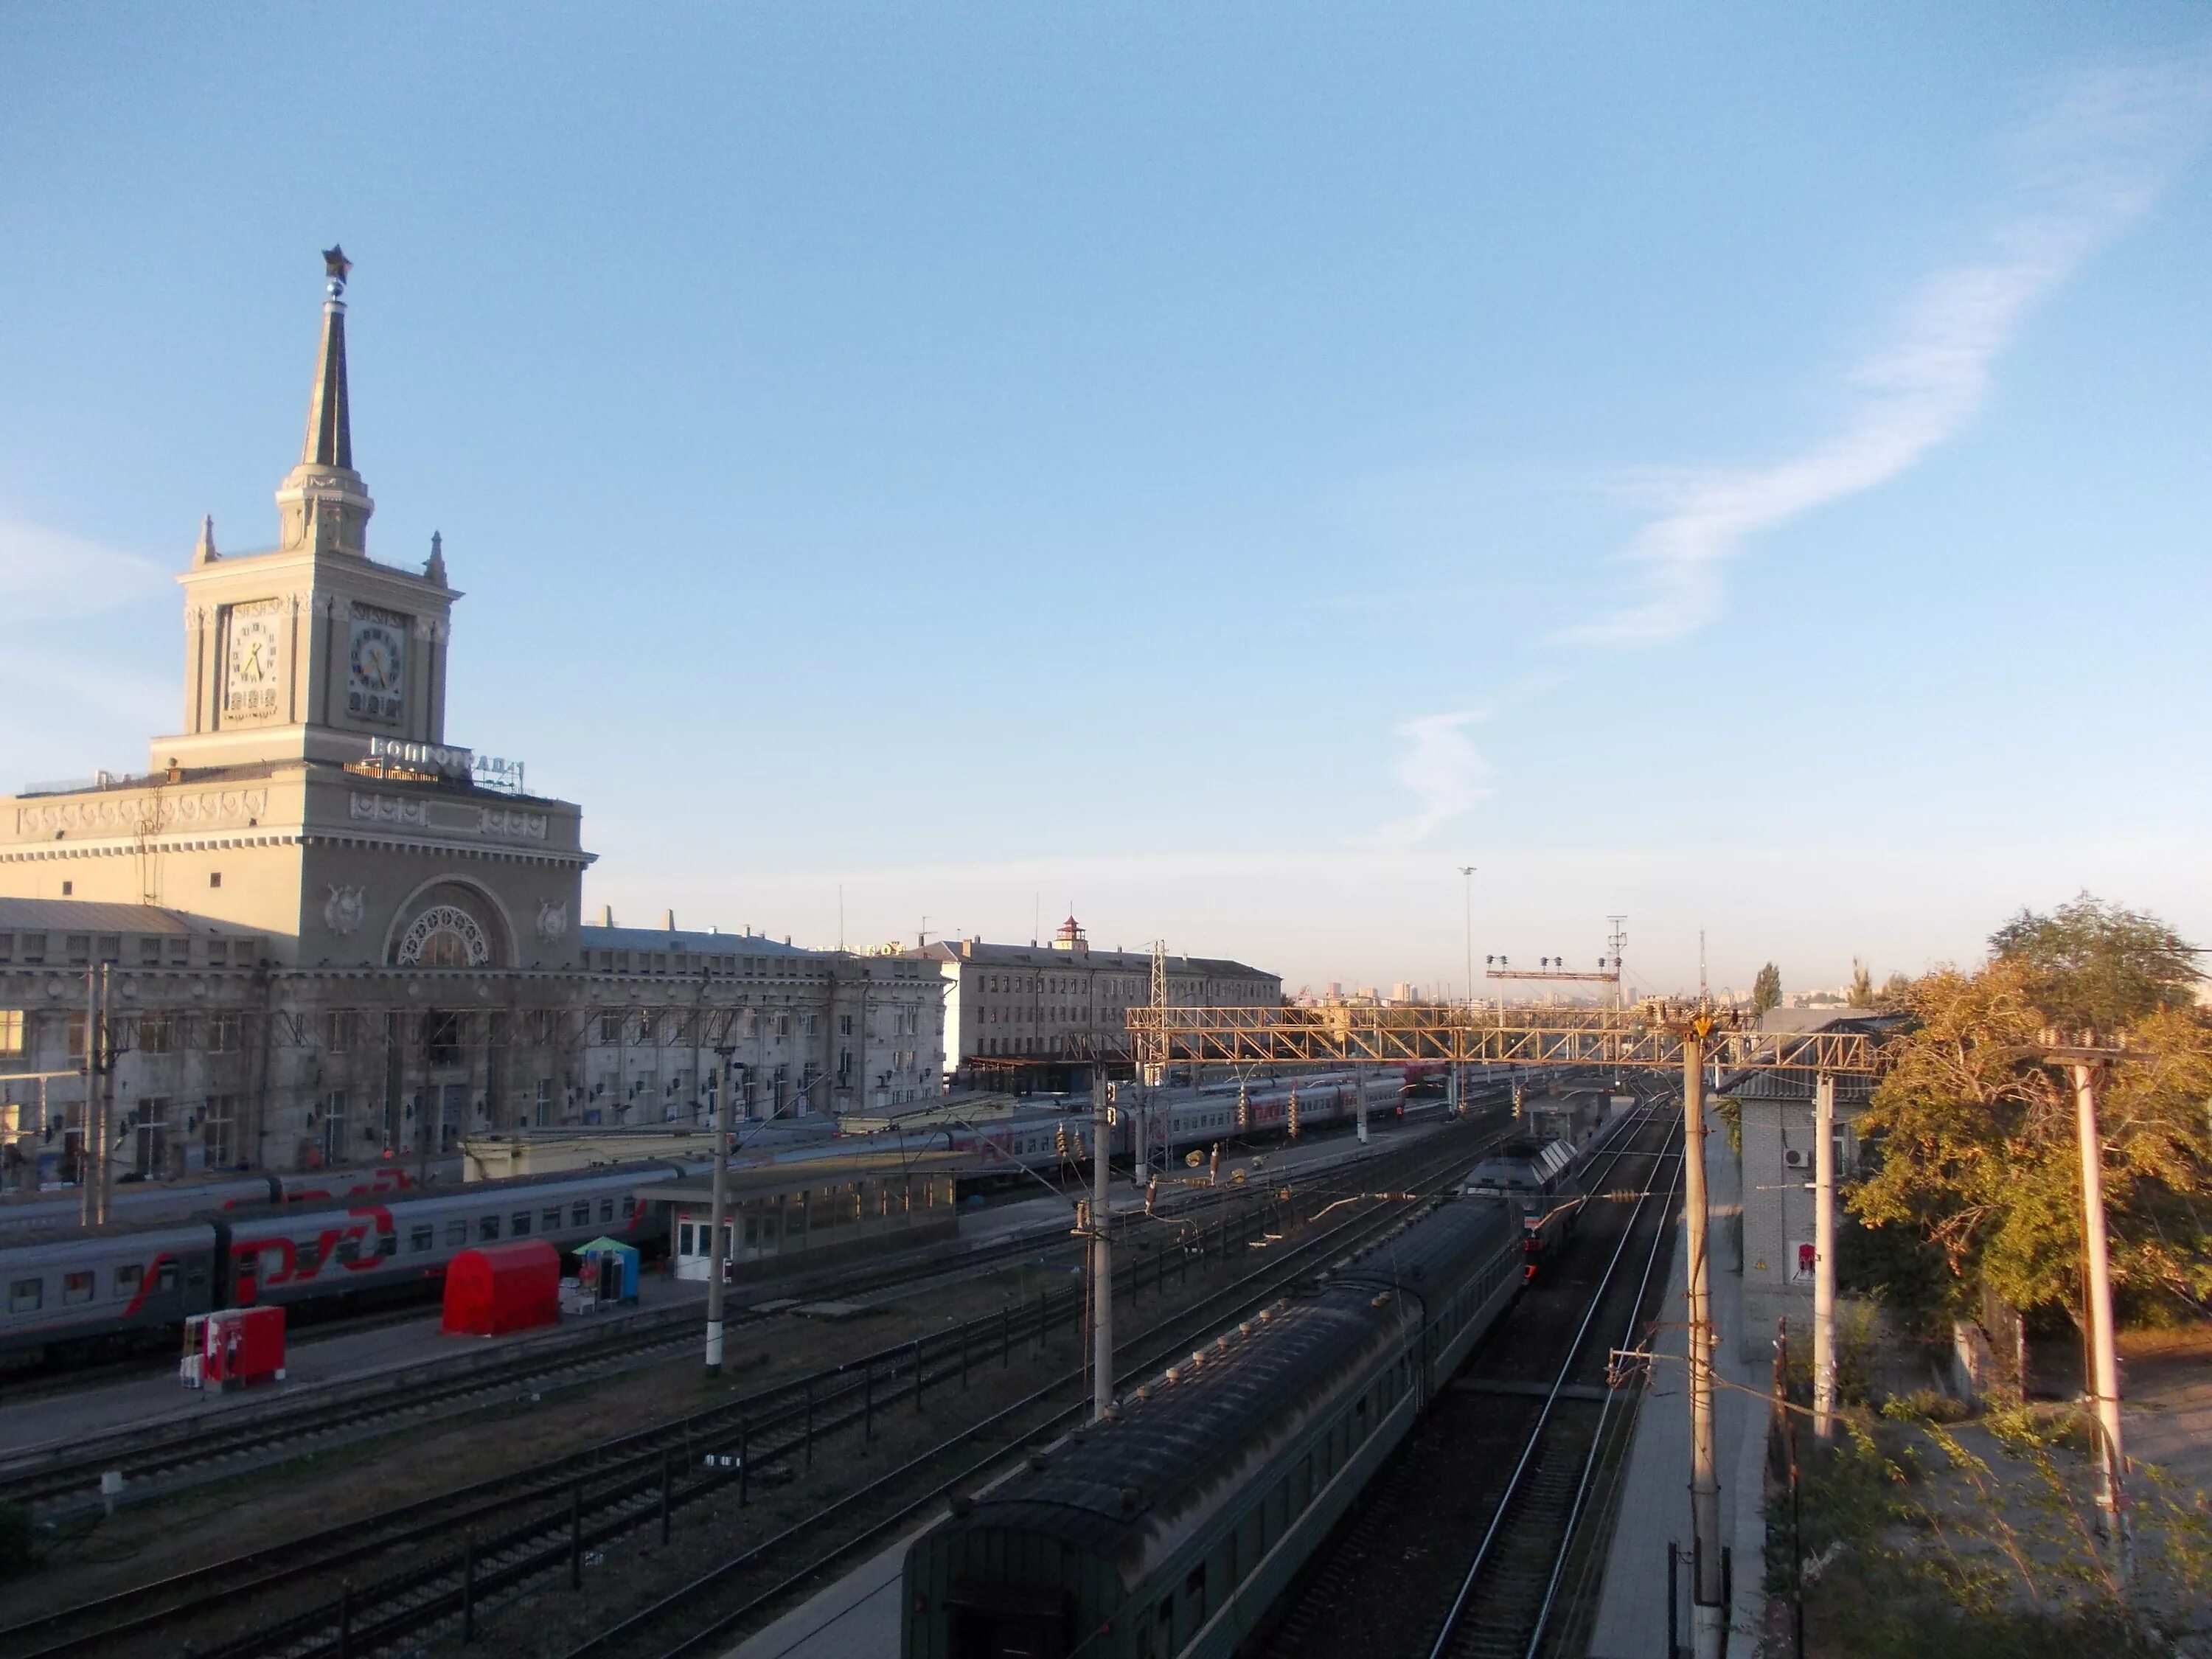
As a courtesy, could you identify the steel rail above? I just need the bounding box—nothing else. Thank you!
[0,1199,1255,1659]
[0,1160,1284,1514]
[557,1128,1506,1659]
[220,1130,1481,1659]
[1,1123,1470,1659]
[1422,1123,1685,1659]
[1519,1148,1686,1658]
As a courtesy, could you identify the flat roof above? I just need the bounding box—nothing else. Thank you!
[0,897,258,936]
[636,1151,969,1203]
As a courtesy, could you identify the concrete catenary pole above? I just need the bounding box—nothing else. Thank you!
[98,964,114,1226]
[2071,1057,2129,1563]
[1092,1068,1114,1422]
[80,967,98,1228]
[1356,1074,1369,1145]
[704,1050,732,1377]
[1681,1030,1725,1659]
[1812,1071,1837,1441]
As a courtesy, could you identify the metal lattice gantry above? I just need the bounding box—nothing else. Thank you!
[1124,1000,1881,1075]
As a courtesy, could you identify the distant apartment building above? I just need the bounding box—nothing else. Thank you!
[912,915,1279,1087]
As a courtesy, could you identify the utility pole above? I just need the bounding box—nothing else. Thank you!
[2043,1032,2130,1568]
[1091,1068,1113,1422]
[1812,1071,1837,1441]
[705,1047,733,1377]
[1649,999,1728,1659]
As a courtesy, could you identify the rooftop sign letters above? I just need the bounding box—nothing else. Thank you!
[364,737,526,796]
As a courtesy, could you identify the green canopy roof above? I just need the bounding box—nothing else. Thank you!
[576,1236,638,1256]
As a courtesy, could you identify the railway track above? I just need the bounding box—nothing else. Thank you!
[1423,1133,1682,1659]
[1255,1104,1683,1659]
[549,1121,1510,1659]
[0,1122,1484,1659]
[0,1135,1356,1517]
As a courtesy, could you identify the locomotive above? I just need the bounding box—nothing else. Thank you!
[900,1190,1525,1659]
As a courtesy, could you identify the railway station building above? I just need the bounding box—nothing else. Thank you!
[914,913,1280,1091]
[0,252,943,1182]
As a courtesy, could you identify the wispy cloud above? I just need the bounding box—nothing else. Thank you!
[0,519,170,622]
[1363,708,1493,849]
[1561,62,2212,647]
[1372,60,2212,841]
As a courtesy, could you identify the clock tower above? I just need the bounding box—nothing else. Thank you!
[154,248,460,773]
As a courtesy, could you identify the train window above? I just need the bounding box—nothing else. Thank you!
[599,1200,614,1223]
[572,1202,591,1226]
[295,1244,321,1273]
[333,1239,361,1265]
[115,1263,143,1298]
[63,1271,94,1304]
[543,1207,562,1233]
[446,1221,468,1247]
[9,1279,39,1313]
[478,1216,501,1242]
[1183,1563,1208,1627]
[411,1226,434,1253]
[378,1234,397,1259]
[512,1212,532,1237]
[165,1264,184,1291]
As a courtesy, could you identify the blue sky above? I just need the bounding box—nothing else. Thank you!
[3,5,2208,997]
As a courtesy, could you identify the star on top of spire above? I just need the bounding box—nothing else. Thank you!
[322,244,352,296]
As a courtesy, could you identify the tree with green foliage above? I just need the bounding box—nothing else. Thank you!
[1848,960,1876,1008]
[1988,893,2202,1035]
[1752,961,1782,1014]
[1879,970,1912,1007]
[1849,898,2212,1329]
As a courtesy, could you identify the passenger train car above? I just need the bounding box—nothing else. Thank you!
[0,1164,659,1364]
[900,1192,1525,1659]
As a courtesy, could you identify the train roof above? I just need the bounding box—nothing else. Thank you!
[935,1197,1512,1587]
[947,1288,1392,1584]
[0,1220,220,1262]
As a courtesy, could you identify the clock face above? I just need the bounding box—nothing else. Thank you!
[223,605,285,721]
[347,611,408,724]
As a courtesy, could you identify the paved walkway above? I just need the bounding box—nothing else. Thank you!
[1587,1112,1769,1658]
[0,1270,709,1455]
[726,1526,922,1659]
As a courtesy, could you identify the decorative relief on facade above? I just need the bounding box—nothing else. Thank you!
[535,898,569,943]
[324,883,366,935]
[481,807,548,841]
[349,791,428,827]
[395,903,491,967]
[15,788,268,836]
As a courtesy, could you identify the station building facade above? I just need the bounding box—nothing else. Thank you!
[0,253,942,1181]
[913,914,1280,1088]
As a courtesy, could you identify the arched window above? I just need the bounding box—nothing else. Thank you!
[396,904,490,967]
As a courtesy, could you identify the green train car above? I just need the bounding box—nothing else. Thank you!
[901,1194,1522,1658]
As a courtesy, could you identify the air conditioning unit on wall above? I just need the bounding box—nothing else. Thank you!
[1784,1148,1808,1169]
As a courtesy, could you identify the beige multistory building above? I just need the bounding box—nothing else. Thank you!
[912,914,1279,1088]
[0,251,940,1181]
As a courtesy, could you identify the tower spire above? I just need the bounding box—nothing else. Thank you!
[274,245,374,557]
[301,245,353,469]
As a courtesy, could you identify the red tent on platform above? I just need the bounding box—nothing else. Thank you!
[442,1239,561,1336]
